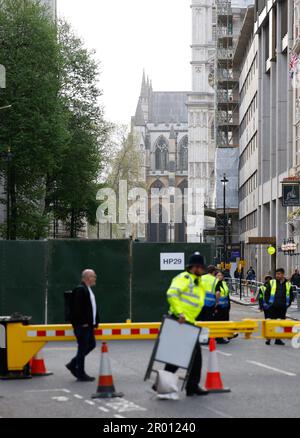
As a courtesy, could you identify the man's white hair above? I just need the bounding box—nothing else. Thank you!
[82,269,96,280]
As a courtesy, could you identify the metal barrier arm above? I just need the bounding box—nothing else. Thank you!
[9,319,300,373]
[6,320,260,373]
[263,320,300,340]
[7,322,162,372]
[196,320,259,340]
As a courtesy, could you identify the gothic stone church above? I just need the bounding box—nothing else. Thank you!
[131,73,189,243]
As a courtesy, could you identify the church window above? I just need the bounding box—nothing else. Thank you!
[178,136,188,171]
[211,121,215,140]
[155,136,169,171]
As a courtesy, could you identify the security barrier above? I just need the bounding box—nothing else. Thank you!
[196,319,259,340]
[8,318,300,377]
[262,320,300,339]
[4,319,259,375]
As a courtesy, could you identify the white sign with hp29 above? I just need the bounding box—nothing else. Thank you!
[160,253,185,271]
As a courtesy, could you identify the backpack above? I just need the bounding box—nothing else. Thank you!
[64,290,73,323]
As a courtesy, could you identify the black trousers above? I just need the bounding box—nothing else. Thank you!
[70,326,96,377]
[266,307,287,320]
[198,306,215,322]
[214,306,230,322]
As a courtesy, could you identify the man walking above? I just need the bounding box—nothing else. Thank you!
[263,269,293,346]
[66,269,100,381]
[164,252,208,397]
[291,269,300,288]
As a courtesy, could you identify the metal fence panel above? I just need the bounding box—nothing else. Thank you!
[0,241,46,323]
[132,243,214,322]
[47,240,131,324]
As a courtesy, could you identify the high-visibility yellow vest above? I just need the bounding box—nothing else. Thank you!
[263,279,292,310]
[259,285,266,301]
[167,271,205,324]
[219,281,230,308]
[201,274,218,308]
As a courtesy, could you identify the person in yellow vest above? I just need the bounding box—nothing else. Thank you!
[197,265,218,322]
[263,269,293,346]
[214,271,230,345]
[164,252,208,397]
[258,275,273,319]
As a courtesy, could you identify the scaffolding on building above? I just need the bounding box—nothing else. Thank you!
[213,0,246,263]
[214,0,240,149]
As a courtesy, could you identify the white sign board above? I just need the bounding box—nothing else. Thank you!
[155,318,200,369]
[160,253,185,271]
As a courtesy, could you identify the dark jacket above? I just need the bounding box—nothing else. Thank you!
[291,273,300,288]
[258,282,269,310]
[264,279,293,309]
[70,282,100,328]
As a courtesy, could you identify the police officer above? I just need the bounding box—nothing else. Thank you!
[165,252,208,397]
[197,265,218,322]
[258,275,273,319]
[263,269,293,346]
[215,271,230,344]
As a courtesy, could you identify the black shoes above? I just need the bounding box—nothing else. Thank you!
[275,340,285,346]
[186,387,209,397]
[66,362,78,378]
[216,338,230,345]
[77,374,95,382]
[66,363,95,382]
[265,340,285,346]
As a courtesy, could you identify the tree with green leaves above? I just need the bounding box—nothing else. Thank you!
[0,0,110,239]
[0,0,66,239]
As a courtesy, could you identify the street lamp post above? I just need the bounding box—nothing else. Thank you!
[221,174,229,267]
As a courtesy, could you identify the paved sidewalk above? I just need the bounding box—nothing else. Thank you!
[230,294,300,320]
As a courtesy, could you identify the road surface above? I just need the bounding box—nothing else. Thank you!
[0,304,299,418]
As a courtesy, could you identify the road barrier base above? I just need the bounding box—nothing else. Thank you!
[92,392,124,400]
[206,388,231,394]
[0,371,32,380]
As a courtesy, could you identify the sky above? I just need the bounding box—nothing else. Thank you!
[58,0,192,125]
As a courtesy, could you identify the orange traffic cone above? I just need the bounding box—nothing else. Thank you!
[205,339,231,393]
[92,342,123,399]
[30,350,53,377]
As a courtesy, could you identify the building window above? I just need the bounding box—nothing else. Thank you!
[178,136,188,171]
[240,210,258,234]
[155,136,169,171]
[239,172,258,203]
[211,121,215,141]
[148,180,168,243]
[256,0,266,15]
[175,179,188,243]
